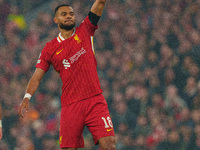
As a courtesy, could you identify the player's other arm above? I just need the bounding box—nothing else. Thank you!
[0,103,2,140]
[18,68,45,118]
[91,0,106,17]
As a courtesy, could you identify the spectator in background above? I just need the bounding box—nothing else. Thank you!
[133,115,151,138]
[178,107,194,128]
[0,140,9,150]
[147,110,167,149]
[112,99,136,132]
[7,5,26,30]
[179,124,196,149]
[191,109,200,125]
[156,130,181,150]
[164,85,186,117]
[194,124,200,149]
[0,0,10,29]
[182,76,198,110]
[134,135,147,150]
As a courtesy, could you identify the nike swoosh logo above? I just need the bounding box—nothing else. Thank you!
[107,129,113,132]
[56,49,63,55]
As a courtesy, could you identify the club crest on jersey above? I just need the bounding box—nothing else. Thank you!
[74,34,82,44]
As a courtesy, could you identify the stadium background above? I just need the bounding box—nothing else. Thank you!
[1,0,200,149]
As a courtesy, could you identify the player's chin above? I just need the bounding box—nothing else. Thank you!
[64,23,73,27]
[60,23,75,30]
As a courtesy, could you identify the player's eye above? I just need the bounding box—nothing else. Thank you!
[61,12,67,16]
[70,12,74,16]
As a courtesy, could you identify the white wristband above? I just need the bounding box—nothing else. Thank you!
[0,120,2,128]
[24,93,32,100]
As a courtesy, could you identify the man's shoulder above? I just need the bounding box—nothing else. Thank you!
[46,37,59,46]
[42,37,59,53]
[78,16,90,28]
[44,37,59,48]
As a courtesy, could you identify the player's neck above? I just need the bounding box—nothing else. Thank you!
[60,28,75,39]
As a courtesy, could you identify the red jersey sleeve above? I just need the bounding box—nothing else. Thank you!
[35,43,51,72]
[79,16,98,36]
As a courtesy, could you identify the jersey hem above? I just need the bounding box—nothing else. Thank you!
[61,92,103,107]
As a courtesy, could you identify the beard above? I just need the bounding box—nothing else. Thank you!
[59,22,75,31]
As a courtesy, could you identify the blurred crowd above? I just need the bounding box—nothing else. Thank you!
[1,0,200,149]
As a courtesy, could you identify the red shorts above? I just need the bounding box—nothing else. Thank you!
[59,94,115,148]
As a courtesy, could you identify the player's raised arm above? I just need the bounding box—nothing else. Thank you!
[91,0,106,17]
[18,68,45,118]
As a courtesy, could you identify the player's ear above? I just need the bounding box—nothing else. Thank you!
[54,17,58,24]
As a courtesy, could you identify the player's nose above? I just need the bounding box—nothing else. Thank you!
[65,14,72,19]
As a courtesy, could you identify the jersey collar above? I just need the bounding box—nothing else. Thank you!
[57,29,76,43]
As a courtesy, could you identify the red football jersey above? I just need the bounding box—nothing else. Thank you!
[36,16,103,107]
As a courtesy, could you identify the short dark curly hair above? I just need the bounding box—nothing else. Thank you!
[54,4,72,15]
